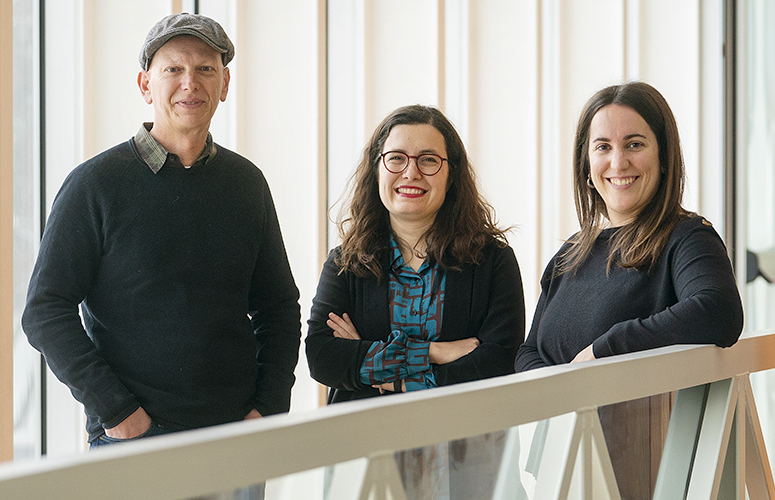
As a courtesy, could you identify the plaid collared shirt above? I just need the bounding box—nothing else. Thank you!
[133,123,217,173]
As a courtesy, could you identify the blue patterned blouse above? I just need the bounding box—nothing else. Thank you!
[359,237,446,392]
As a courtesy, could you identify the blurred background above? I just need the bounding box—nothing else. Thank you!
[6,0,774,477]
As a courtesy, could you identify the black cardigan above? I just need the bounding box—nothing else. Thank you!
[306,242,525,403]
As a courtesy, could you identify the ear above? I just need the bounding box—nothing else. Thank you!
[138,70,153,104]
[220,67,230,102]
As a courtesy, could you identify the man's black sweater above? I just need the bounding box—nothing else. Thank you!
[22,139,301,441]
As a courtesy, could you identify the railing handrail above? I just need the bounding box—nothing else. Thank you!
[1,330,774,499]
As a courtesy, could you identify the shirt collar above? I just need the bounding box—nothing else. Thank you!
[133,123,217,174]
[388,235,432,275]
[389,237,404,272]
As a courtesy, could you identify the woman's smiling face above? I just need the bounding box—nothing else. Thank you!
[378,123,449,229]
[588,104,661,226]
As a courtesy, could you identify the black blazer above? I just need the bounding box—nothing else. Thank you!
[306,242,525,403]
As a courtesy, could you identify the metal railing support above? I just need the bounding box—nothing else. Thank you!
[656,376,775,500]
[743,376,775,499]
[359,453,407,500]
[654,383,708,499]
[532,410,620,500]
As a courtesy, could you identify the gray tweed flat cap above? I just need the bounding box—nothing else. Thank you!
[139,13,235,70]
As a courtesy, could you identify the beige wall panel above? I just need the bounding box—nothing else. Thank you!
[82,1,170,159]
[466,0,542,310]
[233,0,323,414]
[638,0,702,214]
[554,0,626,242]
[363,0,439,132]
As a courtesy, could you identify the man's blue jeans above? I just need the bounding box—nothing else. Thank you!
[90,420,170,447]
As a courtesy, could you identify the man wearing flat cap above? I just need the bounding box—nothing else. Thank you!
[22,13,301,451]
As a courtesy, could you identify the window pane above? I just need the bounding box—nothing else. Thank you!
[13,0,42,460]
[743,0,775,479]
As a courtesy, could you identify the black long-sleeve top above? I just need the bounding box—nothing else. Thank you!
[306,242,526,403]
[22,139,301,441]
[516,216,743,372]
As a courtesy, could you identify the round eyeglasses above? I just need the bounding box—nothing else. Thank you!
[381,151,447,176]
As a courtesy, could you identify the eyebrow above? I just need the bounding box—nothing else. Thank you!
[592,133,648,142]
[386,148,443,155]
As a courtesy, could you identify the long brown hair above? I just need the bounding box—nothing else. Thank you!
[561,81,691,274]
[335,105,507,279]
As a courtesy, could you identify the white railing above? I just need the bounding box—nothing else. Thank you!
[2,331,775,499]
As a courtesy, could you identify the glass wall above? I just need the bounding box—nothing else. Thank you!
[12,0,42,460]
[743,2,775,327]
[742,0,775,473]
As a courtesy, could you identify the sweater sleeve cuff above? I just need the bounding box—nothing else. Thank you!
[102,401,142,429]
[591,339,612,359]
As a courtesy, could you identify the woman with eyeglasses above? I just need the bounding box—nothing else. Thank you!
[307,103,524,399]
[305,104,525,498]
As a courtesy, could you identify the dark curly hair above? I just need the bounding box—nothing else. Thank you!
[335,104,508,279]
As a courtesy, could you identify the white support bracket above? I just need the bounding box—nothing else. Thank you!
[532,410,621,500]
[655,376,775,500]
[358,453,408,500]
[326,453,408,500]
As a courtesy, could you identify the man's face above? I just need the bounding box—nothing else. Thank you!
[138,35,230,142]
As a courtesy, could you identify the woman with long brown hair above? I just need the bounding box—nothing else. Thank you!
[308,103,524,400]
[306,104,525,498]
[516,81,743,498]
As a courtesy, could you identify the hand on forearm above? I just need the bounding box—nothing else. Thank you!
[104,407,151,439]
[429,337,480,365]
[571,344,596,363]
[328,312,361,340]
[244,408,263,420]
